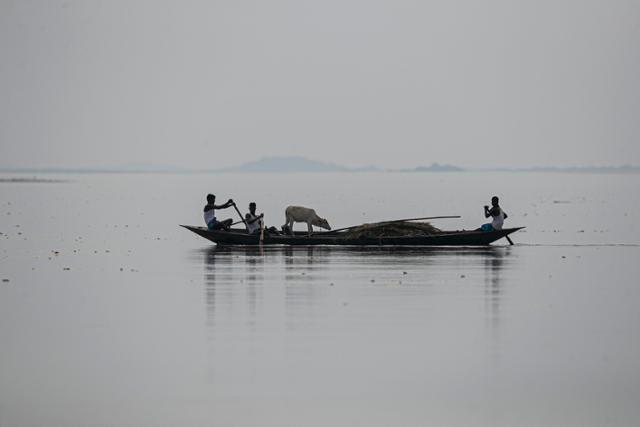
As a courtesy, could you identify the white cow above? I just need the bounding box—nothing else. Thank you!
[283,205,331,236]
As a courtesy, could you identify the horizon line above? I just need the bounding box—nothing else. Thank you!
[2,165,640,174]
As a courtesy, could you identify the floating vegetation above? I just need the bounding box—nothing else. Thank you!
[343,221,441,239]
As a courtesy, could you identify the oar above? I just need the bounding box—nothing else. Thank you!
[259,218,265,244]
[231,202,248,229]
[505,235,514,245]
[321,215,461,235]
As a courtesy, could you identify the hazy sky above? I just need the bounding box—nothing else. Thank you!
[1,0,639,169]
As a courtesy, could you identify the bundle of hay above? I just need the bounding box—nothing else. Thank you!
[344,221,441,239]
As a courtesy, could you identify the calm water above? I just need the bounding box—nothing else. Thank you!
[1,172,639,426]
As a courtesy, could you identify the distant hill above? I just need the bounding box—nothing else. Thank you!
[400,163,465,172]
[216,157,468,173]
[4,159,637,174]
[217,156,353,173]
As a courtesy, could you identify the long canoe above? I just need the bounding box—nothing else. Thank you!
[180,225,524,246]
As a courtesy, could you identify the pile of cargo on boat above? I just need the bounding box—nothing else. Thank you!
[343,221,441,239]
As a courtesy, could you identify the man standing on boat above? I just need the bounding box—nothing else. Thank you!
[203,194,234,231]
[245,202,264,234]
[482,196,508,231]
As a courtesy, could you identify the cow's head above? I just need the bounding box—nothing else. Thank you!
[317,217,331,230]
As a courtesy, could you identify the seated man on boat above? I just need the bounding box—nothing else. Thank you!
[481,196,508,231]
[203,194,234,231]
[244,202,264,234]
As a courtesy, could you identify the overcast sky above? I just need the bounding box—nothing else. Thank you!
[1,0,638,169]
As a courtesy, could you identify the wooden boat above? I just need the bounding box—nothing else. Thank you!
[180,225,524,246]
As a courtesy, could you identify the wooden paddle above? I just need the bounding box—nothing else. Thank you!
[505,235,514,245]
[259,217,265,244]
[320,215,461,235]
[231,202,249,229]
[230,218,258,227]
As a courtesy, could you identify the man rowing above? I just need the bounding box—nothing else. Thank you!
[481,196,508,231]
[203,194,234,230]
[245,202,264,234]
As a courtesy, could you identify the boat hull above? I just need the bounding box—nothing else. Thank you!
[180,225,524,246]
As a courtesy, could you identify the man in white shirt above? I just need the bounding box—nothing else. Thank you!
[203,194,234,230]
[482,196,508,231]
[245,202,264,234]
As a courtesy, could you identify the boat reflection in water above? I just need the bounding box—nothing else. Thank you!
[197,244,515,335]
[192,244,519,410]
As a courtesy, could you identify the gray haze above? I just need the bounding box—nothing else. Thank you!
[1,0,639,169]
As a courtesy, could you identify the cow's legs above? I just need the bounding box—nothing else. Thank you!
[283,214,291,235]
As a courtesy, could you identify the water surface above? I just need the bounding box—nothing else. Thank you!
[1,172,639,426]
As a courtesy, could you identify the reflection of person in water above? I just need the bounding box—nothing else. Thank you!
[482,247,509,332]
[202,246,266,325]
[202,247,219,326]
[482,247,508,364]
[484,248,505,297]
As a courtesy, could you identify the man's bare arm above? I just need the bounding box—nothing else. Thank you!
[245,213,264,224]
[214,199,234,209]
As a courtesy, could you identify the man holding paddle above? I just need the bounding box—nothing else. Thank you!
[244,202,264,234]
[203,194,235,231]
